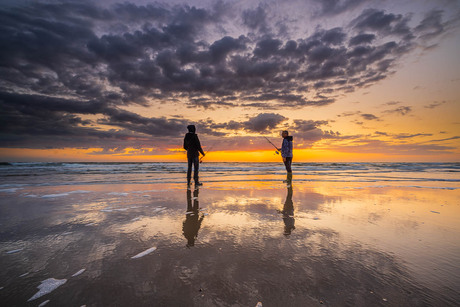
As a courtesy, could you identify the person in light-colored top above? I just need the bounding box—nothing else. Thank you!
[278,130,293,184]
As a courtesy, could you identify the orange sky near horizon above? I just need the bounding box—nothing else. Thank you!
[1,146,458,163]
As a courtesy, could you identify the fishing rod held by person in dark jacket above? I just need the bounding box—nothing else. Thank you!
[199,145,213,163]
[183,125,205,187]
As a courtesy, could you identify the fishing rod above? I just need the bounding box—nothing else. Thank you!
[264,136,280,155]
[199,145,214,163]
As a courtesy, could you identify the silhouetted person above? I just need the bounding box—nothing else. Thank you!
[278,130,293,185]
[183,187,204,247]
[183,125,205,186]
[281,185,295,235]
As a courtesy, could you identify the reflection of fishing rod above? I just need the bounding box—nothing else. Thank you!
[199,145,214,163]
[264,137,280,155]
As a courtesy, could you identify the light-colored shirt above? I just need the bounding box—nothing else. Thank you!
[281,138,293,158]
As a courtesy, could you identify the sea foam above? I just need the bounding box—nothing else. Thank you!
[0,188,23,193]
[41,190,90,198]
[38,300,50,307]
[107,192,129,196]
[6,248,23,254]
[131,247,157,259]
[71,269,85,277]
[28,278,67,301]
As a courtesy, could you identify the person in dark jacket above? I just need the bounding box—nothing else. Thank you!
[279,130,293,185]
[183,125,205,186]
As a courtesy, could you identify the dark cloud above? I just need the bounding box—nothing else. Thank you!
[428,136,460,142]
[382,101,401,106]
[424,101,446,109]
[317,28,347,45]
[351,9,413,40]
[212,113,287,133]
[187,97,236,110]
[292,119,329,132]
[0,90,192,150]
[384,106,412,116]
[361,113,380,120]
[373,131,433,139]
[244,113,287,132]
[253,37,283,58]
[338,111,360,117]
[98,109,189,137]
[290,119,331,146]
[209,36,247,63]
[313,0,368,17]
[0,2,446,112]
[242,5,269,32]
[0,1,455,153]
[415,10,447,41]
[337,111,380,121]
[394,133,432,139]
[242,93,335,109]
[349,33,376,45]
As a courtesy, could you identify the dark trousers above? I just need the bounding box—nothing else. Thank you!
[187,154,199,183]
[283,157,292,173]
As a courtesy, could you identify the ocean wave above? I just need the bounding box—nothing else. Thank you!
[1,162,459,186]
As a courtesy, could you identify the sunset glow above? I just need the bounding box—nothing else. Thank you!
[0,0,459,162]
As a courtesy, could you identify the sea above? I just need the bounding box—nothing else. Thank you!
[0,162,459,305]
[1,162,459,187]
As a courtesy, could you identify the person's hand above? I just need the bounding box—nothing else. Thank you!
[282,157,286,162]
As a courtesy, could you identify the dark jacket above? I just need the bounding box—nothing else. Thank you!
[183,133,205,156]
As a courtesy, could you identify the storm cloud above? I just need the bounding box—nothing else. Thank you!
[0,0,457,152]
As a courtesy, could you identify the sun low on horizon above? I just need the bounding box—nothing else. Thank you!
[0,0,459,163]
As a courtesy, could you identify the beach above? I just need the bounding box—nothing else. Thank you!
[0,162,459,306]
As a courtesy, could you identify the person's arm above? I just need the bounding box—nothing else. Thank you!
[281,139,287,161]
[183,135,188,150]
[281,139,287,156]
[196,135,205,156]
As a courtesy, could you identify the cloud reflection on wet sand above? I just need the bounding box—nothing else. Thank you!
[0,181,459,306]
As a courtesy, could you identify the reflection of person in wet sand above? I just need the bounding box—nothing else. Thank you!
[183,187,204,247]
[279,185,295,235]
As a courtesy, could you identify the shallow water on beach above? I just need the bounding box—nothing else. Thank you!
[0,164,459,306]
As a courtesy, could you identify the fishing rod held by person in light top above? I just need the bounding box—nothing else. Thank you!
[264,136,280,155]
[199,145,214,163]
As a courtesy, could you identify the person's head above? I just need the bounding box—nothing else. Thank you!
[282,130,289,138]
[187,125,196,133]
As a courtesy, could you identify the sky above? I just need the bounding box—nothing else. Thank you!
[0,0,459,162]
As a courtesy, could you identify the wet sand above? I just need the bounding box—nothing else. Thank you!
[0,179,459,306]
